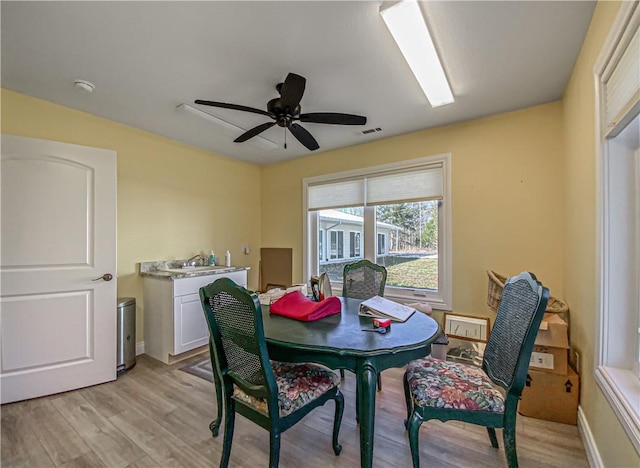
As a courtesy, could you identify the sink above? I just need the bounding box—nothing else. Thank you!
[161,266,233,274]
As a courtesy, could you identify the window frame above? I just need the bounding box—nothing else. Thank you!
[594,1,640,454]
[303,154,452,310]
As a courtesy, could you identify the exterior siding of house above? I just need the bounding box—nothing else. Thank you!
[317,209,396,262]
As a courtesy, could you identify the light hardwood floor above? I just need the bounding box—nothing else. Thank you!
[1,354,588,467]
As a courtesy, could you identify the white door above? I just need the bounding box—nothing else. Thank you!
[1,135,117,403]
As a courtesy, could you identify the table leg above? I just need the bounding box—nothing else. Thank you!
[357,359,378,468]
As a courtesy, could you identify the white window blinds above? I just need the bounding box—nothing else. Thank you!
[307,179,364,210]
[307,163,443,210]
[605,25,639,137]
[367,166,443,205]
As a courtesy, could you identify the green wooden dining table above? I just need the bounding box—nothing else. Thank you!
[262,296,439,468]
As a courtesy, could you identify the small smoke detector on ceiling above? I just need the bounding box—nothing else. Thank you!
[74,79,95,93]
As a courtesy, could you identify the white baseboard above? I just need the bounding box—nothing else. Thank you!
[136,341,145,356]
[578,405,604,468]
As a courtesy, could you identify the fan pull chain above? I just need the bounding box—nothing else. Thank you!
[284,127,287,149]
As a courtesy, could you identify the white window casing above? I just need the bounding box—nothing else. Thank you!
[594,0,640,455]
[303,153,452,310]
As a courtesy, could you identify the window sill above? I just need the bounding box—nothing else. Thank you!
[384,288,452,311]
[595,365,640,454]
[328,284,452,311]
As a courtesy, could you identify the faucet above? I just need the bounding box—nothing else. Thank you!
[184,254,205,267]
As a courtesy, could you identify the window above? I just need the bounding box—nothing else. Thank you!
[350,231,361,258]
[329,230,344,260]
[377,233,386,255]
[318,230,324,261]
[376,200,439,291]
[595,2,640,453]
[303,154,452,309]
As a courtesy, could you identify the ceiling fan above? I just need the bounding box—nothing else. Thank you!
[195,73,367,151]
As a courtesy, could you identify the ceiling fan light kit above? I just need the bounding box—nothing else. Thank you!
[380,0,454,108]
[195,72,367,151]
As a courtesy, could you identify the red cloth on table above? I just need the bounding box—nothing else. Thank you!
[269,291,341,322]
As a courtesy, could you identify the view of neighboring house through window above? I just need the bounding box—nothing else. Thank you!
[318,209,364,262]
[304,155,452,309]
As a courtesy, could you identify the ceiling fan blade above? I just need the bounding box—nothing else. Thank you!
[234,121,276,143]
[289,123,319,151]
[194,100,273,118]
[278,73,306,111]
[299,112,367,125]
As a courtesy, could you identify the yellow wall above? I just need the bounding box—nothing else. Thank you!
[1,89,262,342]
[262,102,565,319]
[563,1,639,465]
[3,2,638,460]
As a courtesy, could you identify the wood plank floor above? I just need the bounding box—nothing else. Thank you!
[2,354,589,467]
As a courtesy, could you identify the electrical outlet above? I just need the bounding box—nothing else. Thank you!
[243,244,250,255]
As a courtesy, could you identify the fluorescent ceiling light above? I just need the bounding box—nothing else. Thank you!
[176,103,278,150]
[380,0,454,107]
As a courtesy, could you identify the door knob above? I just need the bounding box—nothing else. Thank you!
[92,273,114,282]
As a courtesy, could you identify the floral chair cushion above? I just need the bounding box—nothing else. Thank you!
[233,361,340,417]
[406,357,505,413]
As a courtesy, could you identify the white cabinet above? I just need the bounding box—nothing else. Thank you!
[143,269,248,364]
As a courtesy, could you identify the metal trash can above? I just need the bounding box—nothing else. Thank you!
[117,297,136,374]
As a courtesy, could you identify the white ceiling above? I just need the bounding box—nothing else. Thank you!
[1,1,595,165]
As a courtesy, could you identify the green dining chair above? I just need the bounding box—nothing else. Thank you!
[200,277,344,468]
[341,259,388,391]
[403,271,549,468]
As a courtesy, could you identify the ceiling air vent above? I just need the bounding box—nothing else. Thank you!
[361,127,382,135]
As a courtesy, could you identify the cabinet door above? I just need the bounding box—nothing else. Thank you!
[173,293,209,355]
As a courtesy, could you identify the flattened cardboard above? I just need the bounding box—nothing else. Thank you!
[518,367,579,425]
[259,248,293,292]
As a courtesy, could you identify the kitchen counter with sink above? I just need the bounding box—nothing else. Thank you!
[139,259,249,280]
[139,259,250,363]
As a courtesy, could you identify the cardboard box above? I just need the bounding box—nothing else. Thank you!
[530,313,569,375]
[259,248,292,292]
[518,367,579,425]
